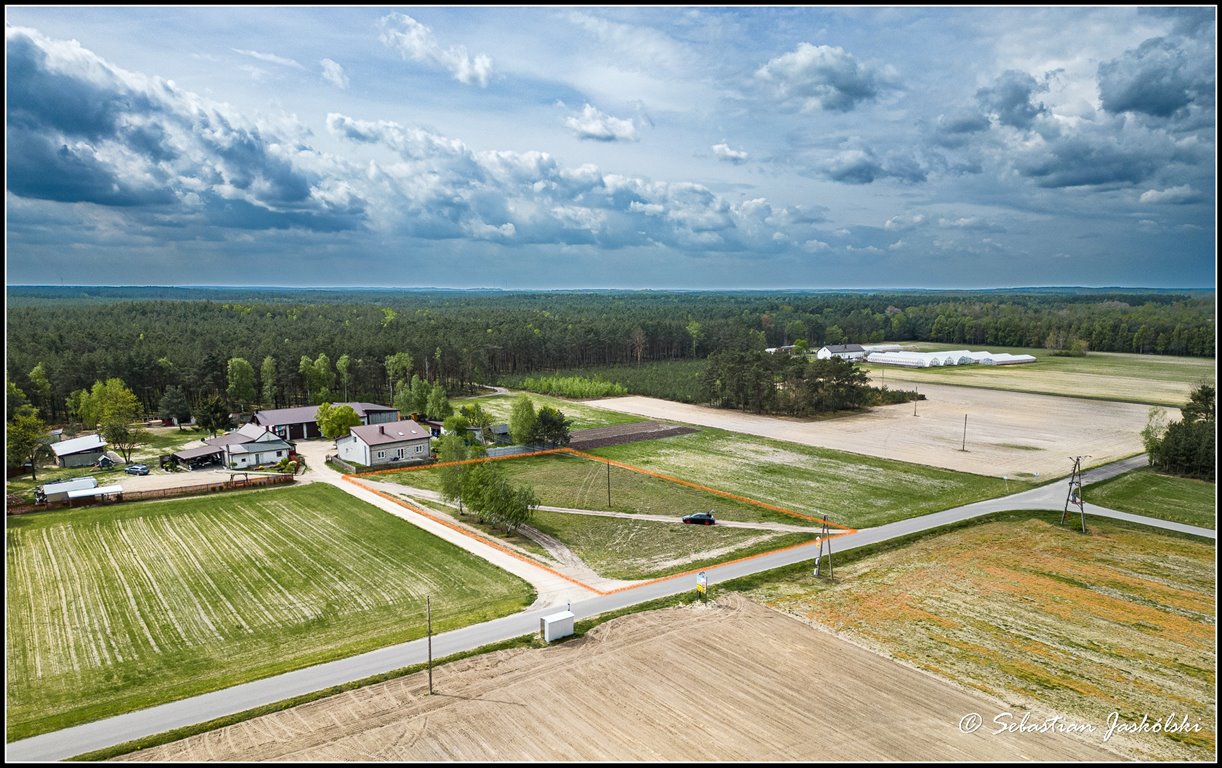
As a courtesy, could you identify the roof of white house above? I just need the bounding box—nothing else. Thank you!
[226,438,293,454]
[50,434,106,457]
[346,419,430,447]
[821,344,866,353]
[41,476,99,493]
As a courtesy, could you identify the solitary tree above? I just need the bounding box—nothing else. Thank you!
[509,395,538,445]
[158,385,192,430]
[316,402,362,440]
[7,405,50,480]
[460,403,495,444]
[260,355,278,408]
[103,421,147,464]
[226,357,256,412]
[196,395,234,437]
[336,354,352,401]
[535,406,572,447]
[425,384,453,420]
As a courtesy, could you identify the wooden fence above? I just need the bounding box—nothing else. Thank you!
[6,473,295,516]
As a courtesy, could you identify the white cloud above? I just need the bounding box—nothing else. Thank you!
[755,42,896,112]
[712,142,749,164]
[232,48,305,70]
[884,213,926,231]
[564,104,639,142]
[1139,185,1202,204]
[379,13,492,87]
[320,58,349,90]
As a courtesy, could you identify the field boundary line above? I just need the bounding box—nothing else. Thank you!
[562,448,854,530]
[342,475,605,595]
[599,530,855,595]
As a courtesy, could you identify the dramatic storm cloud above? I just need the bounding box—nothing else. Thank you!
[4,7,1215,288]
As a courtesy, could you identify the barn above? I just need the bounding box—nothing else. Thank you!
[250,402,399,441]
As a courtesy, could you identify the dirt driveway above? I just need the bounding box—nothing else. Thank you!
[122,595,1118,762]
[589,385,1155,478]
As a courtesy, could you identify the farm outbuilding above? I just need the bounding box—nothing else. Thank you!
[38,476,98,503]
[49,434,107,468]
[817,344,867,361]
[251,402,399,441]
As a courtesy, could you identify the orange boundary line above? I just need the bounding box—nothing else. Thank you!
[344,445,861,595]
[344,474,603,594]
[361,445,854,531]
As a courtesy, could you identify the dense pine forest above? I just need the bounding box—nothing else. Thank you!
[5,287,1215,422]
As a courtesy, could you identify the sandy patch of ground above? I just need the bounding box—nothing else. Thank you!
[590,385,1154,478]
[121,596,1117,762]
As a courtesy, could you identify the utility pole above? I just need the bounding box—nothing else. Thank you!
[606,459,612,509]
[961,414,968,452]
[426,595,434,694]
[1060,456,1089,533]
[813,515,834,579]
[913,384,919,416]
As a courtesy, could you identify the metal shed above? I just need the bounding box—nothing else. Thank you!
[540,610,575,643]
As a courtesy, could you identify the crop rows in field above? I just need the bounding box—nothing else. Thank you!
[5,484,533,740]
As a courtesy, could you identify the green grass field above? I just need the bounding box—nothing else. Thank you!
[863,343,1214,406]
[452,392,646,430]
[382,452,818,527]
[498,359,708,404]
[586,429,1021,529]
[1087,468,1216,529]
[4,484,534,740]
[529,510,812,580]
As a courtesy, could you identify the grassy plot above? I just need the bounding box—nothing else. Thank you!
[743,513,1216,762]
[499,359,708,404]
[586,429,1019,529]
[529,510,813,581]
[1087,468,1216,529]
[380,451,818,527]
[451,392,645,430]
[864,343,1214,406]
[4,484,534,741]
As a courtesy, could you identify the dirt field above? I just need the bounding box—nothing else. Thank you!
[748,516,1217,761]
[121,596,1117,762]
[590,385,1154,478]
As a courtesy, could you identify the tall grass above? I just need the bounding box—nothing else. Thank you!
[518,375,628,399]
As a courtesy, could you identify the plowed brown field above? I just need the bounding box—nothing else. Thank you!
[121,596,1117,761]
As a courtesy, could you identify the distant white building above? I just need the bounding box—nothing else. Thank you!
[336,419,432,467]
[816,344,867,361]
[866,349,1037,367]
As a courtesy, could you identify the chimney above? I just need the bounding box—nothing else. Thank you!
[379,425,385,435]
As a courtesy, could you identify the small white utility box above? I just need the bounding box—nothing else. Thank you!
[540,610,575,643]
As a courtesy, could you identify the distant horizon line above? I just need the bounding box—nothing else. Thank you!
[7,284,1216,292]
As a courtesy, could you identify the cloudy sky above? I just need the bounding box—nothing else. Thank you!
[5,6,1216,288]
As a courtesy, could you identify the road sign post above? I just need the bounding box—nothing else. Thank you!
[696,571,707,602]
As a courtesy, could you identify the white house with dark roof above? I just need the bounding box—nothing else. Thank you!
[172,422,293,469]
[336,419,431,467]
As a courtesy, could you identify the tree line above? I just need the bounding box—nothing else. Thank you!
[1142,385,1215,481]
[5,289,1213,425]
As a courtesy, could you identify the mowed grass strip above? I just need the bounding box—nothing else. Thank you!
[530,510,814,581]
[586,428,1018,529]
[4,484,534,741]
[744,514,1216,762]
[382,452,816,527]
[451,392,645,430]
[864,343,1214,406]
[1087,468,1216,529]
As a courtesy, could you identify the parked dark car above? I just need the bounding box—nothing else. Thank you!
[682,511,715,525]
[124,464,150,475]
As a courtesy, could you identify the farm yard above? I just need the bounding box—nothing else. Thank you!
[863,344,1214,407]
[119,596,1117,762]
[590,385,1151,479]
[745,513,1217,762]
[4,484,534,741]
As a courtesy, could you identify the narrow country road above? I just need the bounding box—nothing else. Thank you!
[5,452,1212,762]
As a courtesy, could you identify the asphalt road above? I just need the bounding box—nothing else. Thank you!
[6,453,1213,762]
